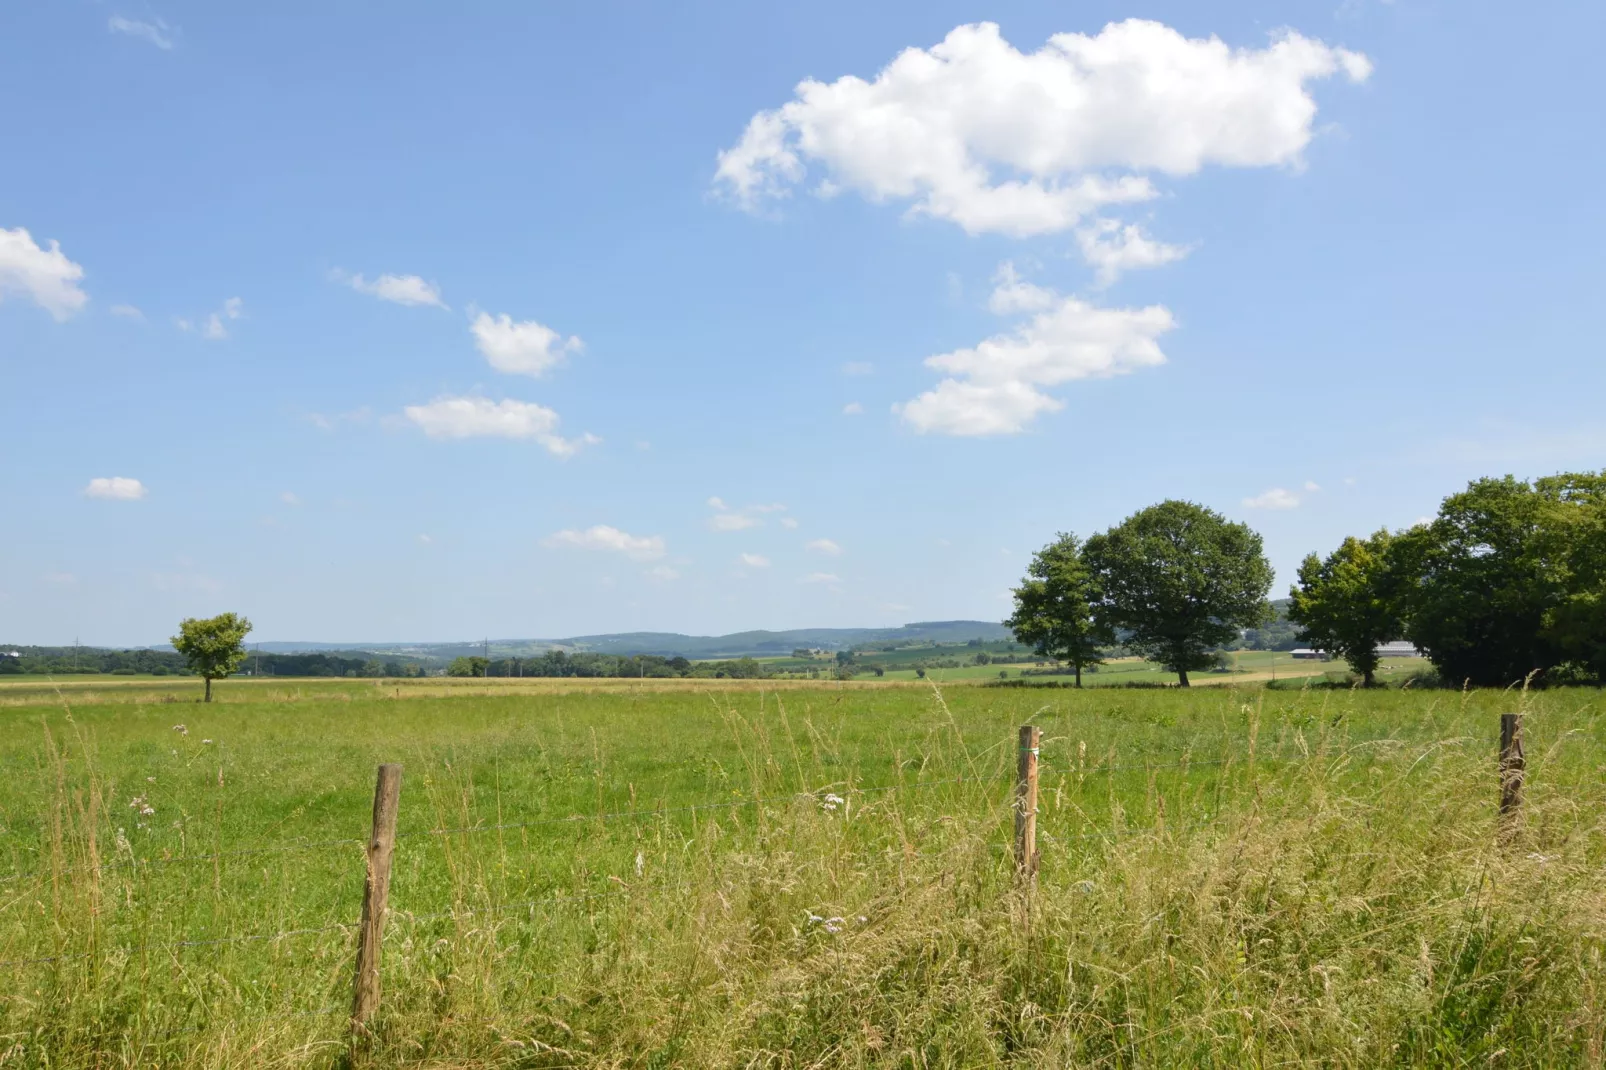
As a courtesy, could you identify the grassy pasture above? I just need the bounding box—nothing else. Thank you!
[1,677,1603,1067]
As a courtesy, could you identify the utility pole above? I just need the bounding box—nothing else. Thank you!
[484,636,490,677]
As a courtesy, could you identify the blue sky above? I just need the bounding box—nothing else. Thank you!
[3,1,1602,646]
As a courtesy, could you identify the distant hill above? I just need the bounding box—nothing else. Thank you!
[237,621,1012,660]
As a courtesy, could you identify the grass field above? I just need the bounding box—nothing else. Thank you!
[2,676,1603,1067]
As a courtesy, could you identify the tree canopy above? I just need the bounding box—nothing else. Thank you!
[1288,530,1400,685]
[1005,532,1113,687]
[171,612,253,701]
[1083,501,1273,687]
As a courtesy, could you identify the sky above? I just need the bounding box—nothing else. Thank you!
[2,1,1603,646]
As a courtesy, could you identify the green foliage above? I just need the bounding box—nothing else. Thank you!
[1288,529,1400,685]
[170,612,252,701]
[1005,532,1113,687]
[1392,474,1606,686]
[447,655,489,677]
[1083,501,1273,686]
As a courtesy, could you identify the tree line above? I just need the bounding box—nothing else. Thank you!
[448,651,769,679]
[1008,471,1606,689]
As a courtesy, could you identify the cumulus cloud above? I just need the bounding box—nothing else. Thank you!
[0,227,88,321]
[335,270,447,309]
[843,402,864,415]
[280,491,300,506]
[108,15,176,49]
[739,553,771,568]
[987,262,1057,314]
[1243,487,1301,510]
[542,525,666,561]
[1076,219,1191,286]
[1304,480,1322,492]
[471,312,581,378]
[802,572,841,586]
[898,265,1174,435]
[716,19,1370,236]
[403,395,598,456]
[109,303,144,320]
[806,538,844,556]
[780,517,800,529]
[85,477,147,501]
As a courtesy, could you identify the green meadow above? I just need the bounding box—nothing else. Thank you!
[2,677,1603,1067]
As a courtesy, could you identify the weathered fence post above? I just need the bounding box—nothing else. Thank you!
[351,763,403,1034]
[1015,725,1040,879]
[1499,713,1524,827]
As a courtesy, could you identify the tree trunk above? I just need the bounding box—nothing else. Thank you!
[1075,663,1082,688]
[1177,668,1190,688]
[1363,668,1376,687]
[204,676,213,702]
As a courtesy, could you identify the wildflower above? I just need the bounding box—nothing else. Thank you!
[823,916,844,934]
[201,739,214,745]
[172,724,188,736]
[820,792,845,813]
[146,776,156,783]
[634,850,644,878]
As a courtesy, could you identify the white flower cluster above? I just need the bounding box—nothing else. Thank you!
[820,792,845,813]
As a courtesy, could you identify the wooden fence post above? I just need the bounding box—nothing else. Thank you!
[1499,713,1524,826]
[351,763,403,1034]
[1015,725,1040,879]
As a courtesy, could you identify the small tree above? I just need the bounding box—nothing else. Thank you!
[1288,530,1400,686]
[171,612,253,702]
[448,656,488,677]
[1005,533,1112,688]
[1083,501,1273,687]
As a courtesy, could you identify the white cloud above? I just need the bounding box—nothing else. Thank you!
[739,553,771,568]
[802,572,841,585]
[471,312,581,378]
[280,491,300,506]
[843,402,864,415]
[780,517,800,529]
[108,16,175,50]
[403,395,598,456]
[0,228,88,321]
[707,499,785,530]
[41,571,77,585]
[645,565,681,581]
[710,512,759,532]
[1076,219,1191,286]
[716,20,1370,236]
[1243,487,1301,510]
[335,270,447,309]
[843,361,874,376]
[987,262,1057,314]
[417,533,433,545]
[542,525,666,561]
[899,268,1174,435]
[806,538,844,556]
[307,407,372,431]
[109,304,144,320]
[85,477,147,501]
[183,296,243,340]
[1304,480,1321,492]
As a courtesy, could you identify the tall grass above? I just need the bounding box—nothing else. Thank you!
[0,680,1602,1066]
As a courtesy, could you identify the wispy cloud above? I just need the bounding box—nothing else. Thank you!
[109,303,144,320]
[842,402,864,415]
[739,553,771,568]
[333,269,447,309]
[542,525,666,561]
[806,538,843,556]
[108,15,176,50]
[706,498,787,531]
[843,361,874,376]
[1243,487,1300,510]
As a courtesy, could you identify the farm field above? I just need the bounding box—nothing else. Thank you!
[2,678,1603,1067]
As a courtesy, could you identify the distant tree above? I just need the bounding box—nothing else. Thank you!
[667,656,691,674]
[1288,530,1401,686]
[1392,473,1605,686]
[1005,532,1113,688]
[448,656,488,677]
[171,612,253,702]
[1083,502,1273,687]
